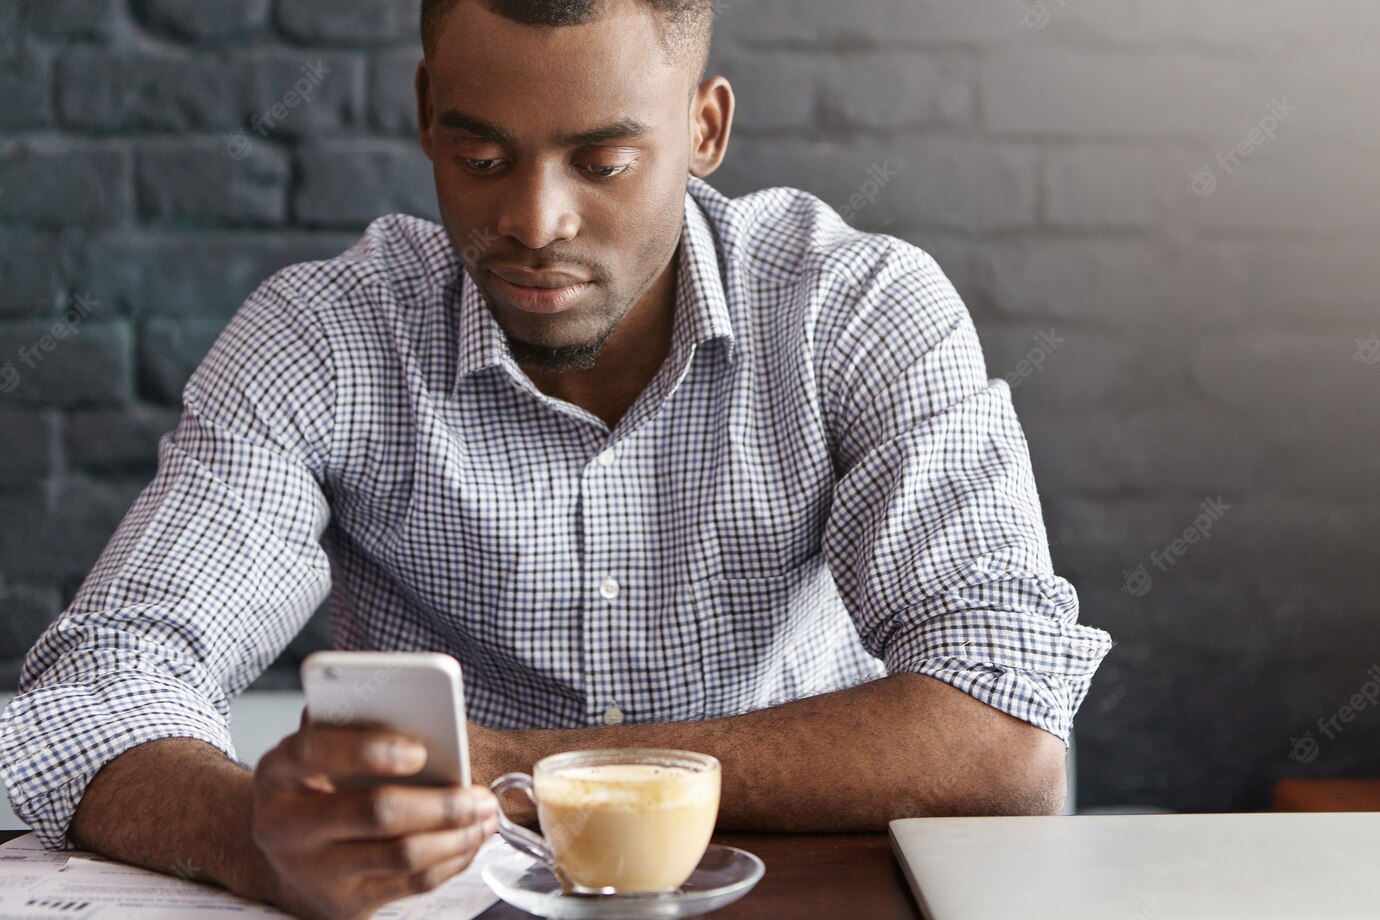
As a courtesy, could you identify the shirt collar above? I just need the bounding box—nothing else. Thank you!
[451,177,736,389]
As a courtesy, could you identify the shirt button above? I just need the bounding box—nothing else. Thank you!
[599,577,620,600]
[603,706,625,726]
[597,448,616,466]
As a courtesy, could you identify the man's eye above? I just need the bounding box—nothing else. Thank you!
[460,157,503,172]
[583,164,632,179]
[456,157,633,179]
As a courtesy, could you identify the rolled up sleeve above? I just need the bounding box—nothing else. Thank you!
[0,279,335,849]
[820,245,1113,745]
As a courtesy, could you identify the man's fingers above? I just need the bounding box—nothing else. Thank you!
[355,844,488,904]
[308,784,497,841]
[334,819,497,876]
[262,724,429,785]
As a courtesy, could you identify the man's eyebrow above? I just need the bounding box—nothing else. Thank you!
[436,110,653,147]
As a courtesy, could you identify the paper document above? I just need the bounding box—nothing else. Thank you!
[0,832,529,919]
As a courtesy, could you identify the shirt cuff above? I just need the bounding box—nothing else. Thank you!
[0,669,238,851]
[896,657,1101,747]
[878,585,1114,745]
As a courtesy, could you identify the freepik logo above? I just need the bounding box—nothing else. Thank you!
[222,60,332,159]
[1018,0,1067,30]
[458,224,499,265]
[1355,333,1380,365]
[1004,329,1064,391]
[3,293,99,395]
[1122,496,1232,595]
[1289,664,1380,764]
[838,160,902,224]
[1189,98,1296,197]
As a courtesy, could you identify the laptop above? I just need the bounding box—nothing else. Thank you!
[890,812,1380,919]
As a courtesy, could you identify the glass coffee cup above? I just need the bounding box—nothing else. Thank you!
[489,748,722,895]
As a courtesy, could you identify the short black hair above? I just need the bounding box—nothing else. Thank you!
[421,0,714,84]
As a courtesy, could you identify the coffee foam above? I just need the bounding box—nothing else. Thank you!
[537,763,717,810]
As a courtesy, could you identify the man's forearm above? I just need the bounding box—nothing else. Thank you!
[68,738,278,903]
[473,673,1067,832]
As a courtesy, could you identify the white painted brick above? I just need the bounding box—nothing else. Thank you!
[981,48,1276,138]
[1042,143,1162,228]
[817,50,972,129]
[1187,143,1380,234]
[719,136,1036,232]
[719,0,1025,45]
[710,45,818,131]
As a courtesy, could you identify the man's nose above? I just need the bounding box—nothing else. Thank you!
[494,164,579,250]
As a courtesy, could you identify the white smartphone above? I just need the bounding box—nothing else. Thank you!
[300,651,472,788]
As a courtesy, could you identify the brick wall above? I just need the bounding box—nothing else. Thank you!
[2,0,1378,812]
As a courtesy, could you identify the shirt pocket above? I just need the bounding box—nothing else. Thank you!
[692,554,835,718]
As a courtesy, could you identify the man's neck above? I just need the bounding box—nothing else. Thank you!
[521,252,678,432]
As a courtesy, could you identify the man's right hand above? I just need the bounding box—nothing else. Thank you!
[250,710,499,920]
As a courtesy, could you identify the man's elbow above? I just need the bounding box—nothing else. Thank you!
[984,729,1069,816]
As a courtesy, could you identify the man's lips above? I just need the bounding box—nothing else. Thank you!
[489,265,591,288]
[488,270,594,314]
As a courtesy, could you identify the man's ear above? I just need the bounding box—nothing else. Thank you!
[416,58,434,161]
[689,75,735,179]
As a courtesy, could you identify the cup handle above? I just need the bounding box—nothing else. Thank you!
[491,772,560,877]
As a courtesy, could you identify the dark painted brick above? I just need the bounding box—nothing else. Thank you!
[294,140,439,227]
[246,600,331,689]
[274,0,418,45]
[236,51,366,139]
[0,583,61,665]
[251,602,333,689]
[0,6,19,56]
[0,48,50,130]
[85,231,357,318]
[55,47,239,133]
[0,476,145,581]
[131,0,271,41]
[0,409,55,487]
[22,0,115,40]
[0,316,133,408]
[136,141,290,226]
[65,404,181,474]
[140,318,227,405]
[0,141,129,229]
[0,233,69,317]
[368,48,422,136]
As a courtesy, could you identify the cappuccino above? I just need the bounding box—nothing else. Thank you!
[535,757,720,893]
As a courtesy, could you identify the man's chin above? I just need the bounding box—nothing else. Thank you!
[480,287,620,371]
[503,333,604,372]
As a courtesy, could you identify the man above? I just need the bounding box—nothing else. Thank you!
[0,0,1112,916]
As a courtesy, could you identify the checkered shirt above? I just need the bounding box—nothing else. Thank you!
[0,176,1112,849]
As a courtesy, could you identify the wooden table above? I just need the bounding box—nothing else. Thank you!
[0,829,921,919]
[1272,777,1380,811]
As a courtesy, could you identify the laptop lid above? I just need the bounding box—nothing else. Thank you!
[890,812,1380,920]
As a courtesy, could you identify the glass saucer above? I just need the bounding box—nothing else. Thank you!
[481,844,765,919]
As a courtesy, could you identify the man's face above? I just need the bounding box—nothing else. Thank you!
[418,0,696,370]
